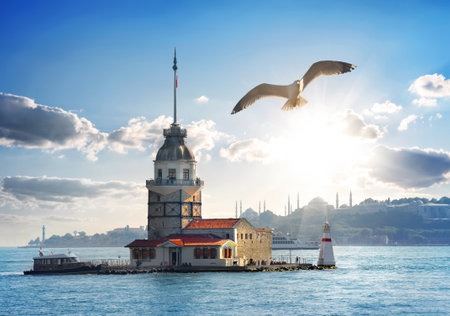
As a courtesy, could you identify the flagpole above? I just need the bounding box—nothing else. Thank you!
[172,48,178,125]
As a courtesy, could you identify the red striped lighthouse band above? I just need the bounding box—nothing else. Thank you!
[322,238,332,242]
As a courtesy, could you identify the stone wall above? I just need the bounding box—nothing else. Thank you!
[148,188,202,239]
[235,219,272,265]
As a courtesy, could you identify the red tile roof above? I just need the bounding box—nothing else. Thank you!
[184,218,240,229]
[126,239,161,247]
[125,234,235,248]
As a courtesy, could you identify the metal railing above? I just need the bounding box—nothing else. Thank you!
[163,128,187,137]
[147,178,204,186]
[271,255,311,265]
[89,258,130,266]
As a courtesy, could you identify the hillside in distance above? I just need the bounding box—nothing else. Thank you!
[242,196,450,246]
[27,226,146,248]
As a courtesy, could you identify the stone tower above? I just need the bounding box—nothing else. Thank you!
[146,50,204,239]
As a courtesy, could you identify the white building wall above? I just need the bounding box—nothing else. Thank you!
[154,161,196,180]
[130,244,241,268]
[181,245,240,267]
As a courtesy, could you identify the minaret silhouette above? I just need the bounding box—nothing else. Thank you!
[264,200,266,213]
[336,192,339,209]
[240,200,242,217]
[288,195,291,215]
[297,193,299,210]
[258,201,261,215]
[349,190,353,208]
[235,201,238,218]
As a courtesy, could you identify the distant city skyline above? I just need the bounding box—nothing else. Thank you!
[1,0,450,246]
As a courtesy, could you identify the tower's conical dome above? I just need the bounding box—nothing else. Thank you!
[155,124,195,161]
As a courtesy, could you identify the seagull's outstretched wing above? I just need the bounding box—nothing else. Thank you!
[231,83,289,114]
[301,61,356,90]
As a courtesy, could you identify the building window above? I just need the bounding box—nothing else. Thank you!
[168,169,176,179]
[183,169,189,180]
[133,249,139,259]
[203,247,209,259]
[157,169,162,179]
[250,234,252,240]
[152,248,156,259]
[241,233,243,239]
[157,195,160,202]
[223,247,232,258]
[226,233,230,239]
[210,248,217,259]
[194,248,201,259]
[245,233,248,239]
[142,249,149,259]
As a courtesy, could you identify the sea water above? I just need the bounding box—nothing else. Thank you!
[1,246,449,315]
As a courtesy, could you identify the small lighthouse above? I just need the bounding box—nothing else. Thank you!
[317,222,336,267]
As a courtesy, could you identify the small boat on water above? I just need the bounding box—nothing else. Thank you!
[24,250,102,275]
[272,235,319,250]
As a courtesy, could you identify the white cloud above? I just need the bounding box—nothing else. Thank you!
[108,116,229,161]
[107,115,171,154]
[0,93,107,161]
[220,138,272,163]
[195,96,209,104]
[436,113,443,119]
[185,119,230,161]
[367,146,450,188]
[1,176,142,203]
[371,100,403,114]
[336,109,383,140]
[412,97,437,107]
[0,92,229,161]
[409,73,450,99]
[398,114,421,131]
[373,115,388,120]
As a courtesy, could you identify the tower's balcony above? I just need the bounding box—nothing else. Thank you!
[163,126,187,137]
[146,178,204,196]
[146,178,204,187]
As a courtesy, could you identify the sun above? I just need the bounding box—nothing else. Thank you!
[272,107,371,188]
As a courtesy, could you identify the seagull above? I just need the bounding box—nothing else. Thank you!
[231,60,356,114]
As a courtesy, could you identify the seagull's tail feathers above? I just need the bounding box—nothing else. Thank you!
[281,96,308,111]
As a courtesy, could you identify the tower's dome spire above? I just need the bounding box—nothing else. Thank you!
[155,49,195,162]
[155,125,195,161]
[172,47,178,125]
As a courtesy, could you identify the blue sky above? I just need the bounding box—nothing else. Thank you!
[1,0,450,245]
